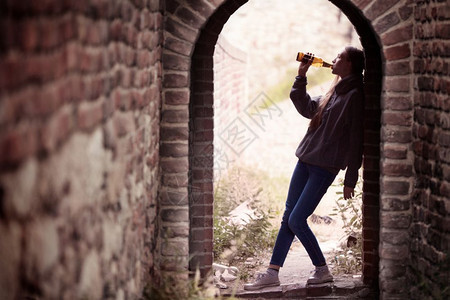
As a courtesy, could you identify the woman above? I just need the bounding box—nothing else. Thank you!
[244,46,365,290]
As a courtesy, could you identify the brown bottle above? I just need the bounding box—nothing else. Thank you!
[296,52,333,68]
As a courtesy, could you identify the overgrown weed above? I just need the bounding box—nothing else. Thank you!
[330,176,363,275]
[213,165,287,279]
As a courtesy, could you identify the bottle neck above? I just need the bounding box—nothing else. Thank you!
[322,61,333,68]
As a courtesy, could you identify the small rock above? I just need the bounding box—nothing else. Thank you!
[220,269,237,282]
[214,279,228,289]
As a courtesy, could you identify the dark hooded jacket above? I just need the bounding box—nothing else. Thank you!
[290,74,364,188]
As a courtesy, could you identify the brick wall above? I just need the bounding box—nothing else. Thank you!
[409,1,450,298]
[0,0,449,299]
[213,34,248,177]
[0,1,162,299]
[371,0,416,298]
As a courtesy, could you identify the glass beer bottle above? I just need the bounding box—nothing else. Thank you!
[296,52,333,68]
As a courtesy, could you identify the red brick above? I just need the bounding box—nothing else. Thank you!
[163,73,189,88]
[382,112,412,126]
[0,54,28,91]
[176,6,205,28]
[382,163,414,177]
[436,23,450,39]
[109,19,122,41]
[130,90,144,109]
[162,109,189,124]
[386,61,410,75]
[381,198,410,211]
[417,76,434,91]
[112,90,130,111]
[163,53,190,71]
[385,77,410,92]
[193,130,213,142]
[363,228,379,241]
[153,12,163,29]
[190,240,213,255]
[439,131,450,147]
[192,93,213,107]
[41,107,73,152]
[366,0,399,20]
[160,125,188,141]
[383,145,408,159]
[146,150,159,168]
[190,181,213,194]
[363,168,380,182]
[40,17,62,50]
[160,142,188,158]
[374,12,400,34]
[191,228,213,241]
[399,5,413,20]
[0,125,38,168]
[384,44,411,61]
[162,208,189,222]
[413,41,433,58]
[381,212,411,229]
[165,36,193,56]
[160,158,189,173]
[140,30,161,50]
[137,49,151,68]
[363,181,380,194]
[194,118,213,130]
[113,111,135,137]
[380,244,409,260]
[135,70,151,88]
[382,180,411,196]
[78,17,109,46]
[165,16,198,43]
[187,0,215,17]
[384,96,413,111]
[162,239,189,256]
[18,19,39,52]
[190,191,213,206]
[77,100,104,132]
[164,90,189,105]
[416,22,435,39]
[435,3,450,20]
[191,216,213,228]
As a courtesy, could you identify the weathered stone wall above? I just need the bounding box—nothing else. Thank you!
[409,0,450,298]
[0,1,162,299]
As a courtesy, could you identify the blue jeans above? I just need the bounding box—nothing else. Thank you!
[270,161,336,267]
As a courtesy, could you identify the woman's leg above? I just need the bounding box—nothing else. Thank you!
[244,161,309,291]
[269,161,310,267]
[287,163,336,266]
[244,162,336,290]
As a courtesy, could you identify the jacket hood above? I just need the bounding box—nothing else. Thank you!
[335,74,364,95]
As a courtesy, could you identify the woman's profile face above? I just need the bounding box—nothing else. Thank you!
[332,49,352,78]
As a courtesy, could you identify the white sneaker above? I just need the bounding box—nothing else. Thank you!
[307,265,333,284]
[244,269,280,291]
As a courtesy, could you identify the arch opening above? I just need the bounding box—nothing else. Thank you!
[189,0,382,288]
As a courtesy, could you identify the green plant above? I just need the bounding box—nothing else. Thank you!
[143,269,240,300]
[213,166,282,278]
[330,177,363,275]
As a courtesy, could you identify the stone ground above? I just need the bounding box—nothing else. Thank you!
[217,82,363,294]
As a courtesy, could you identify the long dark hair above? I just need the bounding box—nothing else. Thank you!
[309,47,364,130]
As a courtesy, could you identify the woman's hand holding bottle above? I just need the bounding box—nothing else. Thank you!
[298,52,314,77]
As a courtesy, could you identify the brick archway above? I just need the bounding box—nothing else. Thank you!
[188,0,383,284]
[161,0,416,297]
